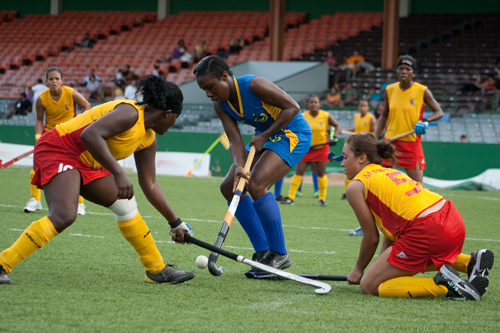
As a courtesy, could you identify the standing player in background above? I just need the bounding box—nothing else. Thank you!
[374,55,443,184]
[31,78,48,113]
[24,67,91,214]
[194,55,312,273]
[283,95,341,206]
[0,75,195,285]
[342,99,376,236]
[342,133,493,300]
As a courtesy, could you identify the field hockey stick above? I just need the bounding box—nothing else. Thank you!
[327,151,343,163]
[185,234,331,294]
[385,130,414,142]
[0,149,34,169]
[342,130,355,135]
[245,271,347,281]
[208,146,256,276]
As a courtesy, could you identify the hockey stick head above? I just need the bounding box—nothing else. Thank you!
[327,151,343,162]
[207,252,224,276]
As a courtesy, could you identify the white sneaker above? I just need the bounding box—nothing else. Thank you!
[24,198,42,212]
[77,203,86,215]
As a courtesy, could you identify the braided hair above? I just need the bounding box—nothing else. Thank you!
[136,75,183,115]
[345,133,398,167]
[193,55,234,79]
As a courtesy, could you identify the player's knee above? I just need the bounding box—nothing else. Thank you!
[48,211,77,232]
[359,279,379,296]
[246,179,265,198]
[108,196,138,221]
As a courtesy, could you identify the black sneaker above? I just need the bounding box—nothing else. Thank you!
[245,249,269,278]
[0,264,13,285]
[467,249,494,296]
[319,200,327,207]
[282,197,294,205]
[145,264,195,284]
[275,195,285,203]
[253,252,291,275]
[434,264,480,301]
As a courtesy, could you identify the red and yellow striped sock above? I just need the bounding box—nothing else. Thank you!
[116,213,165,274]
[0,216,58,273]
[318,175,327,201]
[378,276,448,298]
[287,175,302,200]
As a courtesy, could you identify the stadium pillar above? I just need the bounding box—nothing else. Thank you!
[382,0,399,69]
[157,0,170,20]
[269,0,285,61]
[50,0,62,15]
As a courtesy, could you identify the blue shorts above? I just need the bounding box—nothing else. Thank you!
[247,115,312,168]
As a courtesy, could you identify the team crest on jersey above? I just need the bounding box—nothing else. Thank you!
[409,98,415,106]
[269,134,281,142]
[254,113,268,123]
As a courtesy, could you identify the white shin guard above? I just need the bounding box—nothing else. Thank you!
[108,196,138,222]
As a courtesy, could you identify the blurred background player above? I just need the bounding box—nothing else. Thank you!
[25,67,91,214]
[194,55,312,273]
[374,55,443,184]
[342,133,493,300]
[283,95,340,206]
[342,99,376,236]
[0,75,195,285]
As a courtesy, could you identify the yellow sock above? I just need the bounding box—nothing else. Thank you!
[318,175,327,200]
[30,169,41,202]
[0,217,58,273]
[425,253,470,274]
[117,213,164,274]
[378,276,448,298]
[78,196,84,204]
[287,175,302,200]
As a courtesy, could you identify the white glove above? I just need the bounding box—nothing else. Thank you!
[168,218,193,241]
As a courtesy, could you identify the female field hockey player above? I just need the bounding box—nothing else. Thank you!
[0,75,195,285]
[374,55,443,184]
[194,55,312,273]
[341,133,493,300]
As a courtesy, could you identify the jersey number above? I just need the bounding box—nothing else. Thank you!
[385,171,422,197]
[58,163,74,173]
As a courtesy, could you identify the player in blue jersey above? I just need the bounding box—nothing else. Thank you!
[194,56,312,274]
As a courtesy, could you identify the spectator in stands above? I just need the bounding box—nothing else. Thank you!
[456,73,483,95]
[460,134,467,143]
[193,38,208,63]
[31,78,48,114]
[124,78,137,100]
[2,92,32,118]
[86,74,102,101]
[380,73,395,94]
[151,64,163,77]
[482,74,497,95]
[219,38,244,58]
[81,33,95,49]
[341,82,358,105]
[368,87,382,108]
[340,50,374,81]
[325,84,343,107]
[324,50,336,69]
[374,102,384,121]
[82,68,102,85]
[121,64,136,82]
[172,39,187,60]
[113,79,125,100]
[374,55,443,184]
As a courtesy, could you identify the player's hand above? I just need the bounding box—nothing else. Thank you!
[414,120,429,135]
[233,165,250,193]
[169,219,193,244]
[115,173,134,199]
[328,137,338,146]
[347,268,364,285]
[249,134,266,152]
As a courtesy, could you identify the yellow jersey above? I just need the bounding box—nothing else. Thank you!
[40,86,77,132]
[302,110,329,148]
[385,82,427,142]
[354,113,374,133]
[56,100,156,169]
[353,164,443,240]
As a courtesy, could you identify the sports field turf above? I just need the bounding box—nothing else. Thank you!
[1,166,499,332]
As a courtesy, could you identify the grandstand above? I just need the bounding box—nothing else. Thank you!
[0,6,499,144]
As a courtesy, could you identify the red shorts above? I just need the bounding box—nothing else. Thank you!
[301,144,329,162]
[388,200,465,273]
[383,140,426,170]
[32,130,111,189]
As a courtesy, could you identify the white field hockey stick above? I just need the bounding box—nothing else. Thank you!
[185,234,332,295]
[245,271,347,281]
[208,146,256,276]
[0,149,34,169]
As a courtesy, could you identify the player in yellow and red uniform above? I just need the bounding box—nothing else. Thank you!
[24,67,91,214]
[374,55,443,184]
[340,133,494,300]
[284,95,341,206]
[0,75,195,285]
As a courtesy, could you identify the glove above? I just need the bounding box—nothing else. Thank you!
[328,137,338,146]
[414,119,429,135]
[169,218,193,242]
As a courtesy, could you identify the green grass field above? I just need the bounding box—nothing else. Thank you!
[1,166,499,332]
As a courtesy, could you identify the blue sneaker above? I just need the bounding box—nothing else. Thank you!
[349,227,363,236]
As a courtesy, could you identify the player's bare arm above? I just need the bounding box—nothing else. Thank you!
[73,90,91,112]
[423,89,443,122]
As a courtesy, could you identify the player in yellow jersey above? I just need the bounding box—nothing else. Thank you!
[0,75,195,285]
[374,55,443,184]
[284,95,341,206]
[24,67,91,215]
[340,133,494,300]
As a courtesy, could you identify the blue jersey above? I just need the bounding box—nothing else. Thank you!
[218,75,311,167]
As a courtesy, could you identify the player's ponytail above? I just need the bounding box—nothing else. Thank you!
[346,133,398,166]
[136,75,183,115]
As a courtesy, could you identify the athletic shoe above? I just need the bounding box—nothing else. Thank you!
[313,191,319,198]
[341,193,347,200]
[319,200,327,207]
[275,195,285,203]
[77,203,87,215]
[295,191,302,197]
[245,249,269,278]
[253,252,291,275]
[282,197,294,205]
[467,249,494,296]
[0,265,13,285]
[144,264,195,284]
[349,227,363,236]
[24,197,42,213]
[434,264,481,301]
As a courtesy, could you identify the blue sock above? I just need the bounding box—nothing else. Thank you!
[312,172,319,192]
[252,192,286,255]
[274,178,283,197]
[233,195,268,252]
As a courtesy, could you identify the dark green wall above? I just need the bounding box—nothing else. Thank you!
[2,126,499,180]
